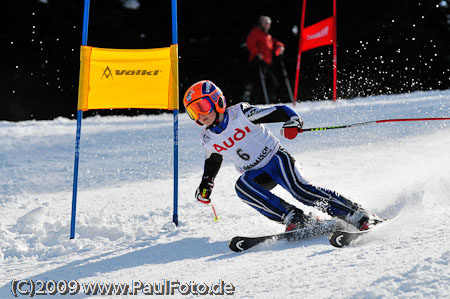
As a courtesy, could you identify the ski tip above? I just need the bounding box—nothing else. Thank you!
[329,231,346,248]
[228,237,246,252]
[329,229,369,248]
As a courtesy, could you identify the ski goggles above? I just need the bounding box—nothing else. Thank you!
[185,97,214,121]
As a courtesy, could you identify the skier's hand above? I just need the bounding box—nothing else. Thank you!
[280,116,303,139]
[195,176,214,204]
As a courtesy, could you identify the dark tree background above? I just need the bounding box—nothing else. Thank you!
[1,0,449,121]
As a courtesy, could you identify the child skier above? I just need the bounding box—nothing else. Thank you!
[183,80,382,232]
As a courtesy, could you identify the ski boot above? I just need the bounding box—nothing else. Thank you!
[347,208,384,231]
[283,208,313,232]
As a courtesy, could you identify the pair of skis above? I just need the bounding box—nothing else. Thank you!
[229,220,376,252]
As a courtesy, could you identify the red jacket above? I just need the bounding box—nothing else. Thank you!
[246,26,284,65]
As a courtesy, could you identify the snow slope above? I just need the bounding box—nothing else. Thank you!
[0,90,449,298]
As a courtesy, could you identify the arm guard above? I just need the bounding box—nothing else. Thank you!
[242,103,301,124]
[203,153,223,179]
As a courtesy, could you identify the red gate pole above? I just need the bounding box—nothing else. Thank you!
[294,0,307,105]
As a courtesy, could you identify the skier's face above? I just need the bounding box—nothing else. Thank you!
[198,110,216,126]
[260,18,271,32]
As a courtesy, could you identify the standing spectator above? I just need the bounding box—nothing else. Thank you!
[243,16,285,104]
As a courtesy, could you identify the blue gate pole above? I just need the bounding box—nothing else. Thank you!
[70,0,91,239]
[171,0,179,226]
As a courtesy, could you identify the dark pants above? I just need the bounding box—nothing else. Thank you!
[243,59,281,104]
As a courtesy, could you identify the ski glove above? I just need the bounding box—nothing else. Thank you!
[280,116,303,139]
[195,176,214,204]
[275,46,285,57]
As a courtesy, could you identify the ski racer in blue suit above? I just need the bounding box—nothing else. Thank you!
[183,80,382,231]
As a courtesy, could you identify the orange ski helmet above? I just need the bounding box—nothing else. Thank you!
[183,80,226,125]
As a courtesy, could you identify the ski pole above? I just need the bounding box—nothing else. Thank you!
[211,204,220,222]
[300,117,450,133]
[258,64,270,105]
[279,57,295,103]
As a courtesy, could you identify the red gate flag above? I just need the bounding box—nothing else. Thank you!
[300,16,335,53]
